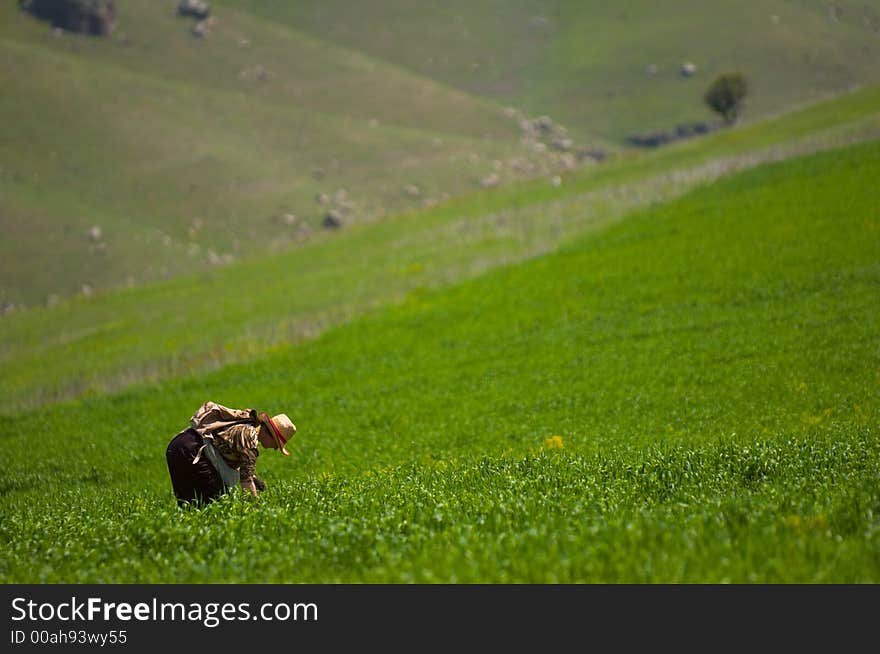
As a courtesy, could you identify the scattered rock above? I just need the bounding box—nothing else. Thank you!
[323,210,344,229]
[550,176,562,187]
[680,62,697,77]
[88,225,102,242]
[192,20,209,38]
[552,137,574,151]
[80,283,93,297]
[536,115,554,133]
[480,173,501,189]
[509,109,603,173]
[282,213,297,226]
[404,184,421,198]
[315,192,329,205]
[20,0,117,37]
[177,0,210,20]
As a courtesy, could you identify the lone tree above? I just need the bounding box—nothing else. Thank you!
[704,72,748,125]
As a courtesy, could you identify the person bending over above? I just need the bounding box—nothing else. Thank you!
[166,401,296,506]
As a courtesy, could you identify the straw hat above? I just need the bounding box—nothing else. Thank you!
[259,412,296,456]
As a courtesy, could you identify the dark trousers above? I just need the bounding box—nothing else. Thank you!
[166,428,225,507]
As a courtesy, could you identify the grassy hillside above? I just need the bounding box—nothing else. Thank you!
[0,0,569,307]
[229,0,880,140]
[2,84,879,412]
[1,139,877,582]
[3,1,879,308]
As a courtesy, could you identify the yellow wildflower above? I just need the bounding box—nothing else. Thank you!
[544,435,564,450]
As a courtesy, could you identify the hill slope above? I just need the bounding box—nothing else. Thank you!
[1,84,879,412]
[0,0,572,307]
[226,0,880,140]
[3,1,880,307]
[1,139,878,582]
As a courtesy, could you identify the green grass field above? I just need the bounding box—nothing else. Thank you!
[1,138,877,583]
[2,2,878,585]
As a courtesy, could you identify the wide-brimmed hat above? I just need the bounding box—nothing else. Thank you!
[259,412,296,456]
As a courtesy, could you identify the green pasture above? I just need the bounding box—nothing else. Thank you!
[2,85,879,412]
[1,140,877,582]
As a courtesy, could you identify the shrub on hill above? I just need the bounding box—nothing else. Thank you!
[705,72,748,125]
[19,0,116,36]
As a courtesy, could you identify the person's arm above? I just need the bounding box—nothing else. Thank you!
[221,424,262,497]
[238,448,259,497]
[240,477,258,497]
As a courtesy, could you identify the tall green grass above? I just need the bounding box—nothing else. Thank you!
[2,434,876,582]
[1,139,877,582]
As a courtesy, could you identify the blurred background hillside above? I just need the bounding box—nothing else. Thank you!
[2,0,879,308]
